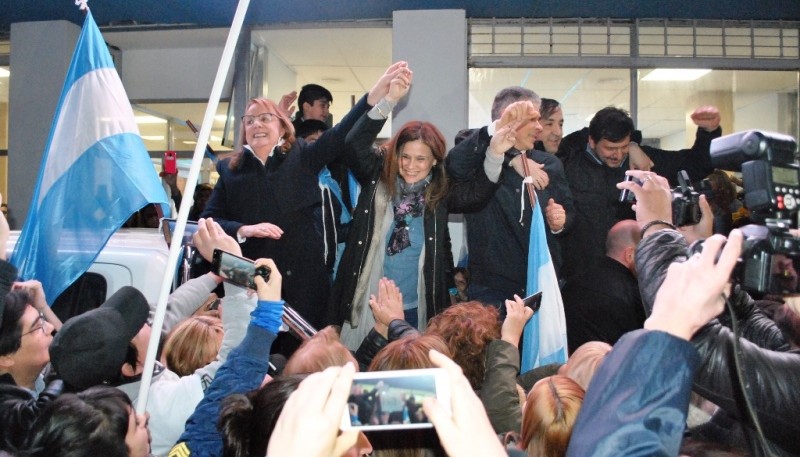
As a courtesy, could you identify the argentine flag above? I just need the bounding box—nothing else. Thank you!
[520,191,568,372]
[10,11,168,302]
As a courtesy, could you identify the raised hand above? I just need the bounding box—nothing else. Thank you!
[193,217,243,261]
[691,105,721,132]
[278,91,298,118]
[386,70,413,104]
[422,350,507,457]
[266,363,360,457]
[645,229,742,340]
[502,295,534,347]
[488,123,518,157]
[497,100,538,131]
[369,277,404,337]
[368,61,410,105]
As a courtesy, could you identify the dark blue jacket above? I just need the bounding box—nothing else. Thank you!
[446,126,575,296]
[567,329,700,456]
[202,95,370,329]
[171,324,277,457]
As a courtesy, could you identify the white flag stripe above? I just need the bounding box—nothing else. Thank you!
[39,68,139,202]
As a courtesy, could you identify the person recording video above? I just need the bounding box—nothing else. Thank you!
[619,169,799,457]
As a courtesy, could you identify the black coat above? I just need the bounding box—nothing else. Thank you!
[446,126,575,297]
[328,113,499,327]
[635,229,798,457]
[562,255,645,352]
[0,374,63,453]
[556,126,720,281]
[202,95,369,329]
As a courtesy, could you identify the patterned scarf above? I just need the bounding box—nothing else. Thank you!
[386,174,431,256]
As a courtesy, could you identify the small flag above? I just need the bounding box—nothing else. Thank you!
[521,192,568,371]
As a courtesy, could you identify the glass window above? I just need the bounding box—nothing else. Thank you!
[469,67,798,150]
[132,102,233,153]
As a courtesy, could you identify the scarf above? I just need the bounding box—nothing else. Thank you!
[386,174,431,255]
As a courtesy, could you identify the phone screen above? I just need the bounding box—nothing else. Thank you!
[212,249,257,289]
[160,218,199,246]
[523,291,543,312]
[343,368,448,431]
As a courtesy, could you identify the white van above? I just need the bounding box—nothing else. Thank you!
[5,228,172,320]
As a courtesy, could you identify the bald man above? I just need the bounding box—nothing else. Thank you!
[562,219,645,353]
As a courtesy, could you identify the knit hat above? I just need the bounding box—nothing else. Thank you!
[50,286,149,390]
[0,259,19,329]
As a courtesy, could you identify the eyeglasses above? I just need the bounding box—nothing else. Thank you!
[22,312,46,337]
[241,113,278,126]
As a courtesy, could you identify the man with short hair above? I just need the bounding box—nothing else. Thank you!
[446,86,575,310]
[562,219,644,352]
[292,83,333,130]
[556,105,721,281]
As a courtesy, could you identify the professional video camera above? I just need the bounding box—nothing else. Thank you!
[708,130,800,294]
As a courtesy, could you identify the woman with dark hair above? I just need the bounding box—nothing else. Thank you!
[0,290,62,453]
[331,72,513,348]
[201,62,411,345]
[25,385,150,457]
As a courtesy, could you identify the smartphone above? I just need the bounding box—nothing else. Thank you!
[522,291,543,312]
[342,368,450,431]
[618,174,641,203]
[163,150,178,174]
[211,248,270,290]
[160,218,200,246]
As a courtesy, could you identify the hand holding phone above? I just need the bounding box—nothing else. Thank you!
[503,294,535,347]
[422,350,507,457]
[211,248,271,290]
[163,150,178,174]
[160,217,200,246]
[341,368,449,431]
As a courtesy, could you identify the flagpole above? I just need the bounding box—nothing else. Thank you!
[136,0,252,414]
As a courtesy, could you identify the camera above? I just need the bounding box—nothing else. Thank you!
[618,170,701,227]
[671,170,701,227]
[705,130,799,294]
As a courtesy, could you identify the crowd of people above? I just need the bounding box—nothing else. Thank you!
[0,59,798,457]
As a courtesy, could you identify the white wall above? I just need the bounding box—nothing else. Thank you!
[264,48,297,104]
[122,47,232,100]
[734,92,781,132]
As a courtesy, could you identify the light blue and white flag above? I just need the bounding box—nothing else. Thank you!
[10,11,168,302]
[520,191,568,372]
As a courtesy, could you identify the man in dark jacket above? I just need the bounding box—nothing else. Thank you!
[562,219,645,352]
[557,105,721,281]
[446,87,575,308]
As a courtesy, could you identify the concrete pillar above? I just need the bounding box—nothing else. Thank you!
[392,10,468,147]
[9,20,80,229]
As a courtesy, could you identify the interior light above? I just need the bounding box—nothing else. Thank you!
[641,69,711,81]
[141,135,165,141]
[0,68,9,77]
[214,114,227,122]
[134,115,167,124]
